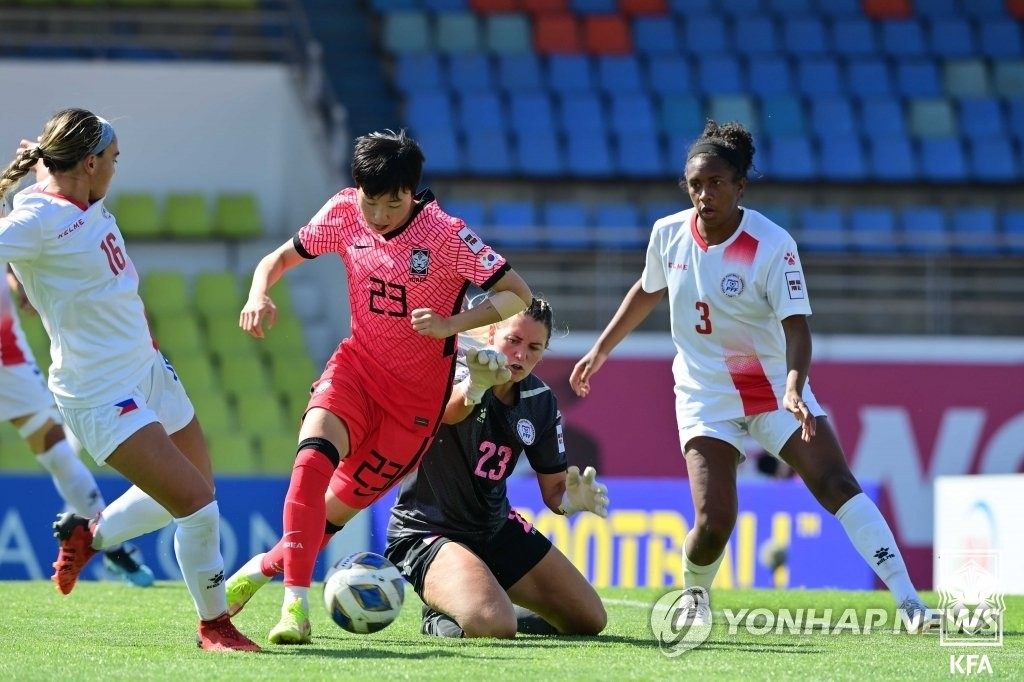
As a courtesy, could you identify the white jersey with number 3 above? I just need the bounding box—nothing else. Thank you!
[641,207,812,423]
[0,183,155,407]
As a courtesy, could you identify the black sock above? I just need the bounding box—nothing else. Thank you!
[514,605,560,635]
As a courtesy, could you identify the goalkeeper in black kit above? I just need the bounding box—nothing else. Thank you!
[385,297,609,638]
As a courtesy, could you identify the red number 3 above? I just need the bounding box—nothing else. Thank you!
[695,301,713,334]
[99,232,126,275]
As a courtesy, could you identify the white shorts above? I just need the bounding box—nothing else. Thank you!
[59,354,195,464]
[0,361,57,422]
[677,387,824,461]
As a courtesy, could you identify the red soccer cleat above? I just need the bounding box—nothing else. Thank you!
[197,614,262,652]
[51,512,99,595]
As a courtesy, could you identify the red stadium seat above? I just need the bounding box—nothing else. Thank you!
[534,13,582,54]
[1008,0,1024,19]
[583,15,632,55]
[861,0,911,19]
[618,0,668,14]
[469,0,519,11]
[521,0,570,15]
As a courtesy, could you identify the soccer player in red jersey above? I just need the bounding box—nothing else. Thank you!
[231,129,532,644]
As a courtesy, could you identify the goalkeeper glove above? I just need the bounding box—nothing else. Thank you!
[463,347,512,405]
[559,466,609,518]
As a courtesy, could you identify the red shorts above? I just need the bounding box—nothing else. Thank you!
[307,354,436,510]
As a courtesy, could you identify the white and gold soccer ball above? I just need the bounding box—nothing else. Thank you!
[322,551,405,634]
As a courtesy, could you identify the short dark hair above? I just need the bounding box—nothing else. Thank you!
[685,119,756,179]
[350,129,425,198]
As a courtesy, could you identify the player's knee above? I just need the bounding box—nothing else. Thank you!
[461,604,517,639]
[819,472,862,512]
[692,514,735,553]
[568,601,607,636]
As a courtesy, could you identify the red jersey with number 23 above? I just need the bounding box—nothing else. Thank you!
[295,188,509,434]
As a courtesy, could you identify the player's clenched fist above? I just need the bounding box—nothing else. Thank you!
[411,308,454,339]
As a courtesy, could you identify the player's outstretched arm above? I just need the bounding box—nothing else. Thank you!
[240,240,305,339]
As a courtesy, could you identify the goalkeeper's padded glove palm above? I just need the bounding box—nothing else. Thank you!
[464,347,512,405]
[559,465,609,518]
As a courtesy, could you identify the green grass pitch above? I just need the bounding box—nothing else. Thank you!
[1,582,1020,681]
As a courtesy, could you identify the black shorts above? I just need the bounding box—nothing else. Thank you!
[385,510,552,596]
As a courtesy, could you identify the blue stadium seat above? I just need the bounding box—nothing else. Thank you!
[813,0,859,17]
[557,93,606,134]
[571,0,616,11]
[565,130,614,177]
[717,0,763,16]
[593,203,645,250]
[710,95,757,133]
[978,20,1022,59]
[614,132,666,177]
[761,95,806,136]
[747,56,794,97]
[698,55,744,94]
[967,138,1018,182]
[901,207,949,254]
[512,130,565,177]
[464,131,512,175]
[633,16,681,55]
[609,93,656,134]
[596,56,645,94]
[819,135,867,181]
[509,91,556,134]
[541,201,592,249]
[797,57,842,97]
[371,0,417,9]
[993,60,1024,97]
[867,135,918,181]
[547,55,595,94]
[945,59,991,98]
[490,200,539,232]
[733,16,779,56]
[798,206,847,252]
[753,204,796,232]
[482,14,532,54]
[657,94,704,137]
[846,58,893,98]
[782,16,828,56]
[896,61,942,97]
[1003,210,1024,254]
[496,54,544,92]
[646,55,693,95]
[421,0,468,9]
[447,54,494,93]
[1009,98,1024,142]
[880,20,927,58]
[382,11,432,53]
[406,92,456,131]
[909,99,956,137]
[919,137,967,182]
[766,0,811,14]
[810,97,857,137]
[958,97,1006,140]
[950,206,1000,255]
[393,54,444,95]
[458,92,506,134]
[417,129,463,175]
[440,199,487,229]
[830,17,878,57]
[848,206,898,253]
[434,12,481,54]
[927,18,976,59]
[911,0,956,18]
[684,17,728,54]
[643,202,684,229]
[959,0,1007,20]
[860,97,906,137]
[767,136,817,180]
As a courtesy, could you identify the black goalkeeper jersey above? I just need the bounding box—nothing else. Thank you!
[386,370,567,544]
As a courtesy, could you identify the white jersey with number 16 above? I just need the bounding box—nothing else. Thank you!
[641,207,812,424]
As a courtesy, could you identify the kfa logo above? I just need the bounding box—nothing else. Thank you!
[410,248,430,278]
[938,550,1004,648]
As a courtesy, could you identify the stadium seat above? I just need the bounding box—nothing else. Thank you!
[256,433,301,473]
[464,130,514,175]
[470,0,517,10]
[112,193,162,239]
[259,315,310,356]
[565,129,614,177]
[542,201,593,249]
[818,135,867,181]
[620,0,668,13]
[698,55,744,95]
[753,204,796,233]
[646,55,693,95]
[908,99,956,137]
[782,16,828,56]
[165,193,213,240]
[747,56,793,97]
[393,54,444,94]
[382,11,432,54]
[214,193,263,240]
[417,129,463,175]
[796,57,843,98]
[944,59,991,98]
[867,135,918,181]
[911,0,956,18]
[848,206,898,253]
[269,352,319,404]
[958,97,1006,141]
[140,271,190,317]
[657,94,703,137]
[557,92,606,134]
[766,136,816,180]
[978,20,1023,59]
[205,317,262,358]
[860,97,906,137]
[810,97,857,137]
[234,394,291,439]
[593,202,646,248]
[534,13,581,55]
[683,17,728,54]
[895,61,942,97]
[521,0,571,13]
[1002,210,1024,254]
[846,58,893,98]
[458,92,506,134]
[482,14,531,53]
[927,18,976,59]
[207,432,256,474]
[513,130,566,177]
[643,201,684,228]
[153,314,205,356]
[217,354,272,398]
[406,92,456,132]
[547,54,595,94]
[709,95,757,134]
[194,272,242,321]
[760,95,806,137]
[798,206,848,252]
[489,200,545,249]
[582,15,632,55]
[509,91,557,134]
[918,137,967,182]
[595,55,645,94]
[168,353,218,394]
[959,0,1007,19]
[609,93,657,134]
[900,206,949,254]
[967,138,1018,182]
[496,53,544,91]
[733,16,779,57]
[993,60,1024,97]
[880,19,927,58]
[435,12,482,54]
[830,17,878,57]
[950,206,1000,255]
[190,391,236,437]
[1007,98,1024,143]
[632,16,680,55]
[447,53,495,93]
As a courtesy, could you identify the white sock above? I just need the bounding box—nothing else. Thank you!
[91,485,173,549]
[174,501,227,621]
[283,586,309,614]
[36,440,105,516]
[237,552,271,583]
[835,492,919,605]
[683,530,725,597]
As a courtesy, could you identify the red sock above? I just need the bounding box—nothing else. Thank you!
[261,531,338,577]
[281,448,336,588]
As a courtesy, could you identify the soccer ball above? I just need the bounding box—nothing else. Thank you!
[322,551,405,634]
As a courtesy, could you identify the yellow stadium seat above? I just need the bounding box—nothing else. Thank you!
[190,391,235,436]
[111,192,163,239]
[169,354,218,394]
[153,313,205,356]
[165,192,213,240]
[217,354,272,397]
[207,432,257,474]
[140,271,190,318]
[234,394,292,439]
[256,433,300,473]
[194,271,242,320]
[214,193,264,240]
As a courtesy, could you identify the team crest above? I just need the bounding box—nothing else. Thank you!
[721,273,744,297]
[314,379,332,394]
[410,248,430,277]
[517,419,536,445]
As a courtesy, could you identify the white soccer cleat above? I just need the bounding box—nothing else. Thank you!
[673,586,712,629]
[898,598,941,634]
